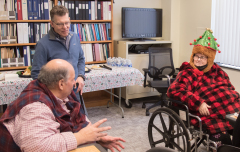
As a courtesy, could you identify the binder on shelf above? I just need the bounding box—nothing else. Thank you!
[22,0,28,20]
[1,36,8,44]
[95,43,100,61]
[71,1,75,20]
[15,0,18,20]
[32,0,38,19]
[85,1,89,20]
[100,1,103,20]
[38,0,41,19]
[17,23,24,43]
[8,36,17,44]
[0,11,8,20]
[92,44,96,61]
[68,1,72,19]
[9,11,16,20]
[87,44,93,62]
[43,0,49,20]
[48,0,52,19]
[23,46,28,66]
[75,1,79,20]
[27,46,31,66]
[88,1,91,20]
[92,24,97,41]
[78,1,82,20]
[28,0,33,20]
[41,0,44,19]
[108,1,111,20]
[23,23,29,43]
[90,1,95,20]
[17,0,23,20]
[64,0,68,18]
[97,1,101,20]
[30,48,35,65]
[34,23,40,42]
[28,23,34,43]
[94,0,97,20]
[82,1,85,20]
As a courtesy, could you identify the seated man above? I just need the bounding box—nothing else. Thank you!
[0,59,125,152]
[167,28,240,146]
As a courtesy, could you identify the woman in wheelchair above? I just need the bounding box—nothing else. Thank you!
[167,29,240,148]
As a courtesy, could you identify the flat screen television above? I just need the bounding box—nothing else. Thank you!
[122,7,162,40]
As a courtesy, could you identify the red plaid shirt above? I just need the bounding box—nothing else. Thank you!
[167,62,240,134]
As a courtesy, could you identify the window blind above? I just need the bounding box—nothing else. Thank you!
[211,0,240,69]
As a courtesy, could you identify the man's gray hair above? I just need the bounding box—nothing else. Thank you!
[38,64,69,89]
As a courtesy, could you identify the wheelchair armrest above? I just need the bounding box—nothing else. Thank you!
[142,68,150,87]
[142,68,150,73]
[168,98,203,138]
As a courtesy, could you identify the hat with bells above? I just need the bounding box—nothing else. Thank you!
[189,28,221,73]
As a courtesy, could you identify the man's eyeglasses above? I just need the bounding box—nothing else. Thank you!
[53,21,70,27]
[194,55,208,60]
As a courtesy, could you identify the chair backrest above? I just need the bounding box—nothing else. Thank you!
[148,47,175,80]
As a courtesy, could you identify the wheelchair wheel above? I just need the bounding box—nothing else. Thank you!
[148,107,191,152]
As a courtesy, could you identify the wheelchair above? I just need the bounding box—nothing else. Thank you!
[147,98,218,152]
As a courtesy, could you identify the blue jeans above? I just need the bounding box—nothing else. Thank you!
[73,87,88,117]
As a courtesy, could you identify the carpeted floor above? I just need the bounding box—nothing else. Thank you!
[87,96,208,152]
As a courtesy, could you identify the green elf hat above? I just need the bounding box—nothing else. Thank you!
[189,28,221,73]
[190,28,221,53]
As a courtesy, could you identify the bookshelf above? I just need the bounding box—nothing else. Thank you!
[0,0,114,71]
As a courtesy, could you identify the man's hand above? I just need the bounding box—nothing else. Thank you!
[74,118,111,145]
[199,102,211,116]
[99,136,125,152]
[75,77,84,95]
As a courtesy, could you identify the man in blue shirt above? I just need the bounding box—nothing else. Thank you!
[31,5,86,114]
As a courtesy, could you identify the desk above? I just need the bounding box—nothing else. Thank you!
[69,143,107,152]
[0,66,144,117]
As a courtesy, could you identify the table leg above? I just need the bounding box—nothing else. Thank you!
[105,88,124,118]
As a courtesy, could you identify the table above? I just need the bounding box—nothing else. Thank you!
[0,66,144,117]
[69,143,107,152]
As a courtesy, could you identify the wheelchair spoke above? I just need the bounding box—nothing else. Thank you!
[169,140,184,152]
[153,139,165,145]
[171,132,184,139]
[151,124,164,136]
[158,113,168,132]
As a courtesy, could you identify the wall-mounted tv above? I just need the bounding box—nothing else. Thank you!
[122,7,162,40]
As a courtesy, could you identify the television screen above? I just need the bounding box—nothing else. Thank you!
[122,7,162,40]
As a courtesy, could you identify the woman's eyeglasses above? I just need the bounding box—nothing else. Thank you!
[194,55,208,60]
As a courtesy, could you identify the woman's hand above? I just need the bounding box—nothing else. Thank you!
[99,136,125,152]
[199,102,211,116]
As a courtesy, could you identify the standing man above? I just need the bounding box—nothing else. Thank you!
[31,5,86,112]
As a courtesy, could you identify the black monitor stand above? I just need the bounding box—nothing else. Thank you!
[131,38,156,41]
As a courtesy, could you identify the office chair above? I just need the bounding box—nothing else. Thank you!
[142,47,176,116]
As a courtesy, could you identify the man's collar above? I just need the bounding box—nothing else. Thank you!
[49,27,71,40]
[55,96,69,104]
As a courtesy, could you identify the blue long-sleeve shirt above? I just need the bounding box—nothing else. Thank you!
[31,29,85,80]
